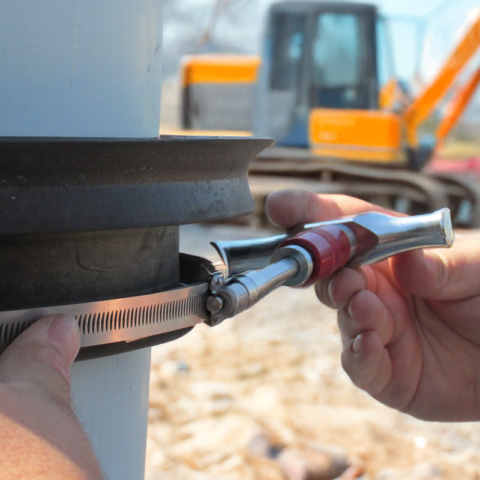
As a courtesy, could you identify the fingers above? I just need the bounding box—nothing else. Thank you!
[339,294,395,396]
[337,290,395,397]
[0,315,80,405]
[392,237,480,300]
[339,291,395,346]
[316,267,395,397]
[265,190,396,228]
[315,267,377,310]
[341,330,392,396]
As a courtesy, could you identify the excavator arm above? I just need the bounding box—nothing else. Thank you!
[402,12,480,146]
[436,67,480,148]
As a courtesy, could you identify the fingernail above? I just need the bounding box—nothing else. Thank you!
[327,280,335,304]
[348,300,354,318]
[352,334,362,354]
[48,315,80,365]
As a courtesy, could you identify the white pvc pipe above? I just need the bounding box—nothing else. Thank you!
[0,1,164,478]
[72,351,152,480]
[0,0,163,138]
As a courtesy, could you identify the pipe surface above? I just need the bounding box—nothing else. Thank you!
[0,0,163,138]
[72,350,152,480]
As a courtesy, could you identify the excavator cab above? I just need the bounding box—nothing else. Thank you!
[180,1,480,170]
[255,2,380,147]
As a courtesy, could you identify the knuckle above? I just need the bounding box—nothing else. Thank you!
[335,269,366,308]
[434,252,452,296]
[349,290,377,320]
[34,344,67,370]
[32,346,73,398]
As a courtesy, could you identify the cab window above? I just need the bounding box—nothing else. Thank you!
[270,12,307,91]
[311,12,371,109]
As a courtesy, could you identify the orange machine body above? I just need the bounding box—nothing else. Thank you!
[181,55,261,133]
[309,109,403,163]
[181,55,261,87]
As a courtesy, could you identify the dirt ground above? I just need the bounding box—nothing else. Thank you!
[144,224,480,480]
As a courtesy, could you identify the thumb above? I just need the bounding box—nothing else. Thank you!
[265,190,396,228]
[0,315,80,404]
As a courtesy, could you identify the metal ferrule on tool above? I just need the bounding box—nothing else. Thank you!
[208,249,313,326]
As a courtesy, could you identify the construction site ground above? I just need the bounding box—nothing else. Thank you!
[145,223,480,480]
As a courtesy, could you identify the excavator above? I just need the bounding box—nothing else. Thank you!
[180,1,480,227]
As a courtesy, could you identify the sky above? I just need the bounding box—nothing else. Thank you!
[362,0,480,119]
[376,0,480,80]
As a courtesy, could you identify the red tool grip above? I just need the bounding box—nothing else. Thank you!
[280,225,352,285]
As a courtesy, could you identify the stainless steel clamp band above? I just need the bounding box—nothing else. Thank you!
[0,282,210,354]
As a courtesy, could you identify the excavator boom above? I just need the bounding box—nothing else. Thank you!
[403,11,480,146]
[436,68,480,147]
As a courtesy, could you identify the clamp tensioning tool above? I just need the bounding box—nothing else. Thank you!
[207,208,454,325]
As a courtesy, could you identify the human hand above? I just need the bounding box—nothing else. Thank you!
[0,314,103,479]
[266,190,480,422]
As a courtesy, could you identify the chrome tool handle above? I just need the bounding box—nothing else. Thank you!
[346,208,454,266]
[276,208,454,285]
